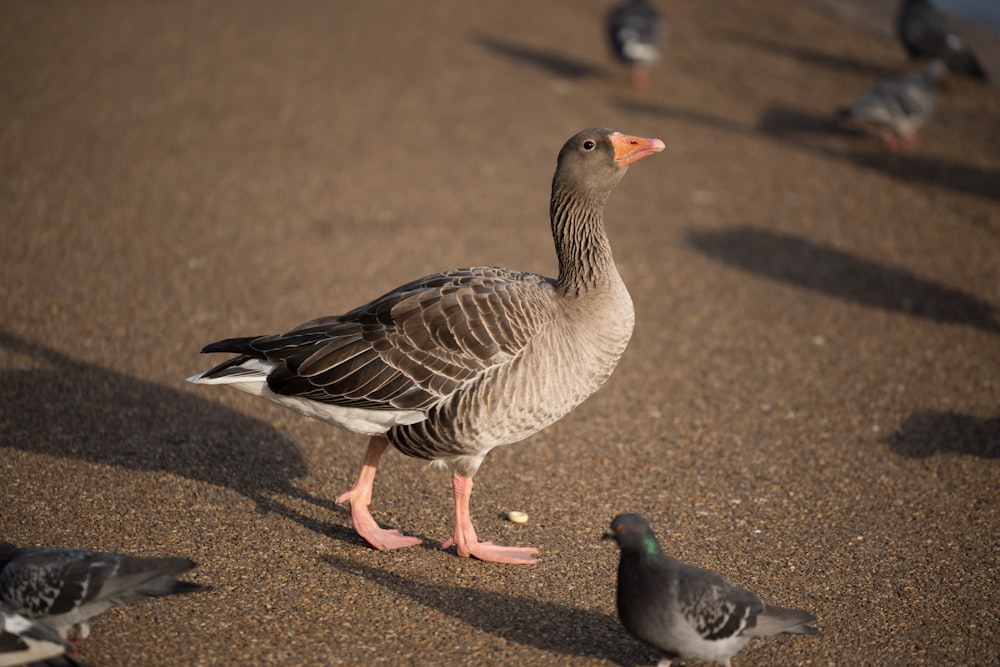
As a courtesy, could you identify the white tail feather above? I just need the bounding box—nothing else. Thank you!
[186,358,276,385]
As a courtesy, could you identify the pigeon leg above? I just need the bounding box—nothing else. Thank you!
[632,64,652,89]
[441,475,539,565]
[336,435,422,550]
[881,131,905,152]
[70,622,90,642]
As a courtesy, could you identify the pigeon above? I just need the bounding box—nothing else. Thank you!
[836,59,945,151]
[0,541,208,643]
[25,656,93,667]
[0,602,72,667]
[604,514,819,667]
[896,0,988,81]
[607,0,666,89]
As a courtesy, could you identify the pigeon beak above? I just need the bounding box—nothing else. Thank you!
[611,132,665,166]
[601,529,615,541]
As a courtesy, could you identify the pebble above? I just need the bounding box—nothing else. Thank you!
[506,511,529,524]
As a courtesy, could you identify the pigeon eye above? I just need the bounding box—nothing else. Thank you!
[583,140,596,150]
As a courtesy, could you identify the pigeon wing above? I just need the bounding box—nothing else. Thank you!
[675,561,763,641]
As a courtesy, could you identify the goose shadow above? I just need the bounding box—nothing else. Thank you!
[0,329,360,543]
[321,554,648,666]
[473,33,610,81]
[883,410,1000,458]
[684,227,1000,334]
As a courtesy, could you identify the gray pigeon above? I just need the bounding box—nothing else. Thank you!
[604,514,819,667]
[0,601,71,667]
[897,0,987,81]
[836,59,945,151]
[607,0,666,89]
[0,541,207,644]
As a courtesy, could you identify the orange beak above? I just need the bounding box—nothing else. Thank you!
[611,132,666,166]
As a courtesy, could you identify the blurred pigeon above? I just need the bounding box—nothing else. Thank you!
[0,601,71,667]
[897,0,987,81]
[26,656,93,667]
[836,59,945,151]
[0,541,207,644]
[607,0,665,88]
[604,514,819,667]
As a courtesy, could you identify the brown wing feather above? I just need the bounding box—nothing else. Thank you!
[256,267,555,411]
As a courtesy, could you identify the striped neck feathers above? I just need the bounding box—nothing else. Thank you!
[549,187,618,294]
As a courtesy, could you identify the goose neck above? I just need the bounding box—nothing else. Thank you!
[550,188,618,294]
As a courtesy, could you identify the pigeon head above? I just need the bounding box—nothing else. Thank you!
[604,513,663,560]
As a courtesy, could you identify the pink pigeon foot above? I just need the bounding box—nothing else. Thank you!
[881,131,911,152]
[336,435,422,551]
[631,65,652,89]
[69,622,90,643]
[440,475,539,565]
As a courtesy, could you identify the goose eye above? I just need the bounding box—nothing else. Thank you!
[582,140,596,150]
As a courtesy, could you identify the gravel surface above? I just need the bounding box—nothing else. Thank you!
[2,1,998,665]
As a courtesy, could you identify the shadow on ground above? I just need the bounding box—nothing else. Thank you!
[716,29,900,79]
[756,104,868,140]
[757,105,1000,204]
[684,227,1000,333]
[0,330,358,540]
[883,410,1000,458]
[473,33,609,81]
[616,96,1000,206]
[322,555,648,666]
[611,97,751,135]
[834,150,1000,203]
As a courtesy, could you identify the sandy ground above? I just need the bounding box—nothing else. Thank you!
[1,1,998,665]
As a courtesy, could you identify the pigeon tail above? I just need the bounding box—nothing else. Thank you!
[135,576,209,598]
[745,603,820,637]
[77,555,207,607]
[965,56,987,81]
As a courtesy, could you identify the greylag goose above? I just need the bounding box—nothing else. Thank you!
[607,0,666,89]
[604,514,820,667]
[897,0,987,81]
[0,541,207,643]
[188,128,664,564]
[836,59,944,151]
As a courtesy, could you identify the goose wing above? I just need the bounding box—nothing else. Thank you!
[203,267,556,412]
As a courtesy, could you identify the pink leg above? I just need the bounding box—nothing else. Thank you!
[881,131,905,152]
[336,436,421,550]
[440,475,539,565]
[631,65,652,89]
